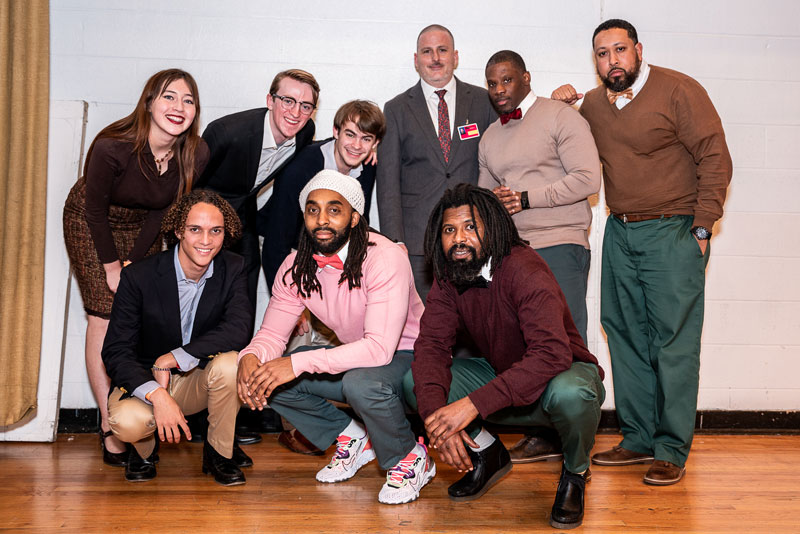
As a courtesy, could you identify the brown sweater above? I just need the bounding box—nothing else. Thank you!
[580,65,732,229]
[478,97,601,249]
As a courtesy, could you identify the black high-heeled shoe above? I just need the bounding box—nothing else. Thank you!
[99,429,129,467]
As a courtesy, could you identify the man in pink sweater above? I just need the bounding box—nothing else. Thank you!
[236,170,434,504]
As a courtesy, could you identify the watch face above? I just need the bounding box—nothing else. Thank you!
[692,226,711,240]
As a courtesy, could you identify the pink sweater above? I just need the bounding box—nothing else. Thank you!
[239,232,424,376]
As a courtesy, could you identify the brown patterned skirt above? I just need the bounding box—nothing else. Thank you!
[63,176,162,318]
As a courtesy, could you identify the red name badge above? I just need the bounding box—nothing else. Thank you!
[457,123,480,140]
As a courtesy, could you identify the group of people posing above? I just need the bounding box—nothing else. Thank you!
[63,18,732,530]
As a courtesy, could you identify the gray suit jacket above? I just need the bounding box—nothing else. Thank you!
[377,77,497,256]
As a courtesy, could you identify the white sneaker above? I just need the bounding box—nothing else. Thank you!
[378,442,436,504]
[315,433,375,483]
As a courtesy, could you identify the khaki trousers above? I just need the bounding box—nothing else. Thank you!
[108,351,239,459]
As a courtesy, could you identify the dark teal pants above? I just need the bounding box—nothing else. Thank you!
[601,215,709,467]
[404,360,604,473]
[536,244,591,344]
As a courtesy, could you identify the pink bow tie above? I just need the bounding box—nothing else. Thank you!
[313,254,344,270]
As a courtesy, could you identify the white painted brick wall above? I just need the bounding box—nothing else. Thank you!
[50,0,800,411]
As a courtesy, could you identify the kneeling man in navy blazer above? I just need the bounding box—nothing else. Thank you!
[103,190,254,485]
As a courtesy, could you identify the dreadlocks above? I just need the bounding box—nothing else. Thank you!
[424,183,528,282]
[286,216,374,299]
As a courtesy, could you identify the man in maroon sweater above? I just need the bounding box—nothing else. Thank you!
[404,183,605,529]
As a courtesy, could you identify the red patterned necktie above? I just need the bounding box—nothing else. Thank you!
[435,89,451,163]
[312,254,344,270]
[607,88,634,104]
[499,108,522,125]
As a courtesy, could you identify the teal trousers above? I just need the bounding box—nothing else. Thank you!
[404,360,604,473]
[601,215,709,467]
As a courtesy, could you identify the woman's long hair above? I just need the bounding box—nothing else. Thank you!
[82,68,202,196]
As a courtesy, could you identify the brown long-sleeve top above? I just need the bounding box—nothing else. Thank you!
[579,65,732,230]
[412,245,603,420]
[84,137,209,263]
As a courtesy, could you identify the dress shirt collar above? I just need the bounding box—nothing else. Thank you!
[420,76,457,102]
[480,257,494,281]
[173,245,214,284]
[518,90,538,117]
[320,138,363,177]
[262,110,297,151]
[629,60,650,100]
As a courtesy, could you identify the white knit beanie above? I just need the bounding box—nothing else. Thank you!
[298,169,366,215]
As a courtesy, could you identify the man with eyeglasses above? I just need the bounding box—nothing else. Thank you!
[196,69,319,442]
[198,69,319,311]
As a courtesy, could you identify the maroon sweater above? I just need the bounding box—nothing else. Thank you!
[412,246,603,420]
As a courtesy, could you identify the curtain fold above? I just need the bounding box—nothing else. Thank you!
[0,1,50,425]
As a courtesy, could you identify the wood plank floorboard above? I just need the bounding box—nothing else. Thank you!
[0,433,798,533]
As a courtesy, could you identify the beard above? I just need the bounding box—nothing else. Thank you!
[444,244,487,285]
[600,55,642,92]
[309,224,352,255]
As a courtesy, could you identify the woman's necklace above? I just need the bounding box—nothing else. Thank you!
[154,148,173,174]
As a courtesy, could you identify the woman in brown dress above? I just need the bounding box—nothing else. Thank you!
[63,69,209,465]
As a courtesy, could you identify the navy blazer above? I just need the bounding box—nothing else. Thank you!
[197,108,315,231]
[257,138,376,289]
[102,248,254,397]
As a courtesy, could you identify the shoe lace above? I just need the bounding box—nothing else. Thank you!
[332,435,356,461]
[387,441,427,487]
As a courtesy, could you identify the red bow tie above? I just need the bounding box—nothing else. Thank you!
[313,254,344,270]
[500,108,522,125]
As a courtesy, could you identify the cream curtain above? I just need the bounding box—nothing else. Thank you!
[0,1,50,425]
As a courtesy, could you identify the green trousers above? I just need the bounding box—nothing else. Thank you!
[601,215,709,467]
[404,360,604,473]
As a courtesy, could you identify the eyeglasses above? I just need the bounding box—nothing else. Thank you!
[271,94,316,115]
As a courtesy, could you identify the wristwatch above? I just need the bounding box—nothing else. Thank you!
[520,191,530,210]
[690,226,712,240]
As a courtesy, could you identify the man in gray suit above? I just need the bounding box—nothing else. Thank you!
[377,24,497,302]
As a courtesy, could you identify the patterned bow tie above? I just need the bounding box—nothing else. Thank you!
[312,254,344,270]
[607,88,634,104]
[499,108,522,125]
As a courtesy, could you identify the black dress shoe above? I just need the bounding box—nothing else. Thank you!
[202,441,246,486]
[99,429,129,467]
[235,430,262,445]
[236,407,283,434]
[448,437,512,501]
[231,442,253,468]
[125,442,158,482]
[549,464,589,529]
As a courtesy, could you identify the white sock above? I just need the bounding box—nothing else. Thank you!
[341,419,366,439]
[469,428,496,452]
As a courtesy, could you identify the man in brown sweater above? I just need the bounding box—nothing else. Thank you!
[552,19,732,485]
[404,184,605,529]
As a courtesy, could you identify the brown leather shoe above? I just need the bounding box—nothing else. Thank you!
[277,428,324,456]
[644,460,686,485]
[508,435,563,464]
[592,445,654,466]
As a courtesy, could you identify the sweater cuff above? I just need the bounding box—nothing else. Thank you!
[692,213,717,232]
[468,380,511,419]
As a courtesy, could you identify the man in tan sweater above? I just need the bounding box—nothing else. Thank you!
[478,49,601,465]
[552,19,732,486]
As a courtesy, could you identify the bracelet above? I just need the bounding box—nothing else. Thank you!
[520,191,530,210]
[152,365,170,372]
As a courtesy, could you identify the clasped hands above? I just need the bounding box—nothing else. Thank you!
[236,353,296,410]
[424,396,480,473]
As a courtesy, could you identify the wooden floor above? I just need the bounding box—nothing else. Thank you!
[1,433,798,533]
